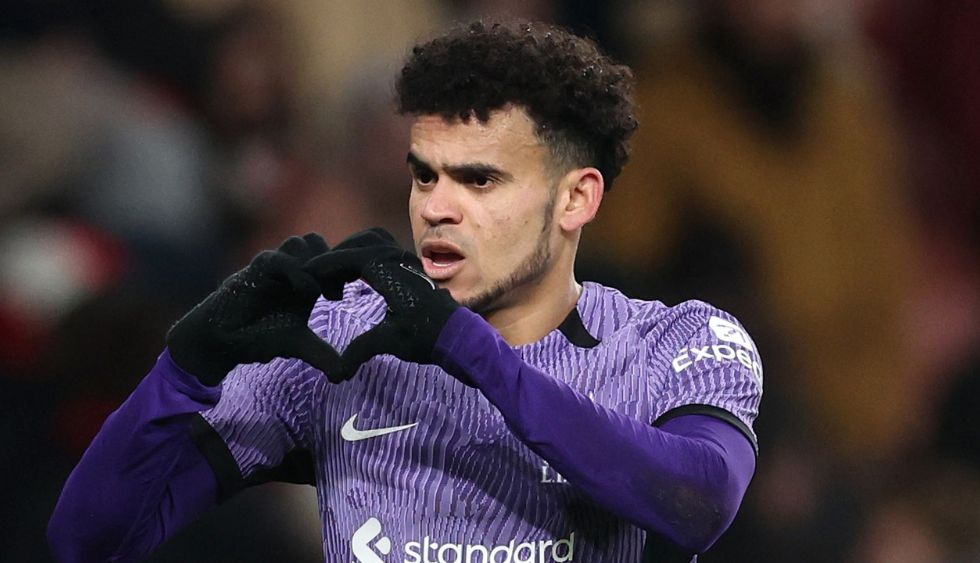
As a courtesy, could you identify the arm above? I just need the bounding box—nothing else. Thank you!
[49,233,343,562]
[303,230,758,553]
[48,350,221,562]
[435,309,756,554]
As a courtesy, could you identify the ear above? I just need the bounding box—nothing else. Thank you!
[557,167,604,232]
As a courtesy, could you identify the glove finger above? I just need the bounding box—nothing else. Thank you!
[301,233,330,257]
[252,251,312,294]
[285,328,342,380]
[302,250,363,298]
[283,267,322,303]
[364,227,397,244]
[359,253,437,311]
[237,251,289,295]
[333,227,400,251]
[303,246,399,287]
[301,252,359,301]
[337,323,396,381]
[277,236,309,257]
[244,253,328,310]
[320,284,345,302]
[247,249,279,270]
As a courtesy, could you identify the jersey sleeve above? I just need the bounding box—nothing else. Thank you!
[649,302,763,452]
[191,285,384,499]
[193,356,324,498]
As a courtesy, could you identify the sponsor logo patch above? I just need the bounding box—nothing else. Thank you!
[672,317,763,383]
[353,518,392,563]
[353,518,575,562]
[708,316,755,350]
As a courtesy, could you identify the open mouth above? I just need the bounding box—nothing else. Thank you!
[420,243,466,280]
[427,251,463,268]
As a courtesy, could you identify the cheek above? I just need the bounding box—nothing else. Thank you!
[408,192,425,230]
[408,189,421,214]
[481,207,538,260]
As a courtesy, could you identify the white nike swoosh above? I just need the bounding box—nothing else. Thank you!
[340,414,418,442]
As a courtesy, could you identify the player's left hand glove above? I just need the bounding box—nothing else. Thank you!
[303,228,460,381]
[166,233,342,386]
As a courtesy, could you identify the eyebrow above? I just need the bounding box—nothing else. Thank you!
[407,152,514,182]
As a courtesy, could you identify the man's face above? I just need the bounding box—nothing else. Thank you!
[407,107,560,314]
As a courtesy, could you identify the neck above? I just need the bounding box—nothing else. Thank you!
[482,254,582,346]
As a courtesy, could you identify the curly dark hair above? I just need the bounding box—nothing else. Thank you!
[396,20,637,190]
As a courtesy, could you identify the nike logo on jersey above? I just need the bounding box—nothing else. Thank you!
[341,414,418,442]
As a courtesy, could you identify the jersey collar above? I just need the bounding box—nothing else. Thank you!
[557,307,601,348]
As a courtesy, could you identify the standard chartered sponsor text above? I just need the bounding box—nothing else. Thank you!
[352,518,575,563]
[403,532,575,563]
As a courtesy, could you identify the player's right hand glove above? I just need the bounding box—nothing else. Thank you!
[303,228,460,382]
[166,233,341,386]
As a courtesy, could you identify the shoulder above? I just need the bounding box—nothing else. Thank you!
[578,281,667,336]
[648,299,754,348]
[581,282,756,356]
[582,282,739,339]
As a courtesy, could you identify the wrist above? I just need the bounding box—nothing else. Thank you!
[164,340,230,388]
[158,349,224,402]
[432,308,506,387]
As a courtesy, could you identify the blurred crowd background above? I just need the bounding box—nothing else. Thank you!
[2,0,978,561]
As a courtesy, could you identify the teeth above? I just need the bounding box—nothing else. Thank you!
[433,260,452,267]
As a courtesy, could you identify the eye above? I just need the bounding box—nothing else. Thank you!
[462,171,498,189]
[413,169,436,186]
[472,175,492,188]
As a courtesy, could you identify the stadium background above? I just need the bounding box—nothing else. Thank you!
[1,0,978,560]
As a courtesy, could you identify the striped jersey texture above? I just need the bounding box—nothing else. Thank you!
[202,280,762,562]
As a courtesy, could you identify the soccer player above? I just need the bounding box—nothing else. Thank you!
[49,20,762,562]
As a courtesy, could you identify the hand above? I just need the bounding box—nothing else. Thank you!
[166,233,341,386]
[303,228,460,381]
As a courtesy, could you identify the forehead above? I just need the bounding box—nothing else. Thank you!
[408,107,547,168]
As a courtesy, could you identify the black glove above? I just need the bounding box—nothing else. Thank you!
[167,233,341,386]
[303,228,460,381]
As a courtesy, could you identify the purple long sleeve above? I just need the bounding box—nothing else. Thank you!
[433,308,757,554]
[48,350,221,562]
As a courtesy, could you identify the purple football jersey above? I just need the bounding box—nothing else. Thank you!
[202,281,762,562]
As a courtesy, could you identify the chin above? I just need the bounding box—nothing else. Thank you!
[442,283,482,310]
[443,283,471,303]
[437,274,473,298]
[442,276,501,313]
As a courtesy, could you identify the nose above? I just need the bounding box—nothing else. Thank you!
[419,180,463,226]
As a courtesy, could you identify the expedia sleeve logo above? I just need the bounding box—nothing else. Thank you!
[671,316,762,383]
